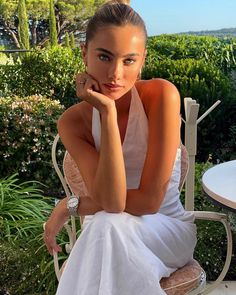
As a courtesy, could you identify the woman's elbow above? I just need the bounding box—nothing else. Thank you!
[143,195,162,215]
[103,202,126,214]
[94,189,126,214]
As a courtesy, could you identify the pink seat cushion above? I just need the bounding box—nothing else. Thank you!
[160,259,203,295]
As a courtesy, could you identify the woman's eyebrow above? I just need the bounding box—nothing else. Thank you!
[95,48,140,57]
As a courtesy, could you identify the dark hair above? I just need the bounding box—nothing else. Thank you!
[85,1,147,45]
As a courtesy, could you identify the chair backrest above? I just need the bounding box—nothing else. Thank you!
[179,144,189,194]
[63,151,88,198]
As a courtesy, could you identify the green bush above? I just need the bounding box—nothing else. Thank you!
[0,174,53,241]
[220,125,236,160]
[0,174,56,294]
[0,46,85,107]
[0,174,80,294]
[0,240,47,295]
[143,55,236,162]
[0,173,51,294]
[0,47,14,66]
[0,173,84,295]
[0,95,64,193]
[147,35,236,74]
[0,226,79,295]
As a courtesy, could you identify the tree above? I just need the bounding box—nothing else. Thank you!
[49,0,57,46]
[0,0,21,48]
[69,32,75,48]
[26,0,49,47]
[18,0,30,49]
[64,32,70,47]
[0,0,106,48]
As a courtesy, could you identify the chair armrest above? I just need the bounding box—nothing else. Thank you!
[189,210,233,295]
[193,211,228,221]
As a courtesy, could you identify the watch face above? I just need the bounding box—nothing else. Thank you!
[68,197,78,207]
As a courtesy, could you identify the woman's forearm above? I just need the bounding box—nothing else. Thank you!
[93,105,127,212]
[46,197,102,232]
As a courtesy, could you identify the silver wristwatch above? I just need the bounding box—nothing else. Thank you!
[67,195,80,216]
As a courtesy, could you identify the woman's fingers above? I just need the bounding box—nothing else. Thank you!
[76,72,100,97]
[43,228,62,255]
[42,201,68,255]
[86,78,100,92]
[76,72,115,112]
[76,72,103,101]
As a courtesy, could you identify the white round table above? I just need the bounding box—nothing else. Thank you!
[202,160,236,211]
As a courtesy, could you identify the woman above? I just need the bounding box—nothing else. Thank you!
[44,1,197,294]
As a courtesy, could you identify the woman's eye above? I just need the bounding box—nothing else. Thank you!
[124,58,135,65]
[99,54,110,61]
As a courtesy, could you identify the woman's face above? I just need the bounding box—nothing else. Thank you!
[82,24,146,100]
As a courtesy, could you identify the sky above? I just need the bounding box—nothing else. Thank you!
[131,0,236,36]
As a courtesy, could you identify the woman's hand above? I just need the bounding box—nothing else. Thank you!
[43,198,69,255]
[43,196,104,255]
[76,72,115,113]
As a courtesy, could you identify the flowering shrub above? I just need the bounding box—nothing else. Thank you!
[0,95,64,192]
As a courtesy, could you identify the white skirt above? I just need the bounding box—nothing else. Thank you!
[56,211,197,295]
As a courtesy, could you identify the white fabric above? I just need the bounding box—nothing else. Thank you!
[56,87,197,295]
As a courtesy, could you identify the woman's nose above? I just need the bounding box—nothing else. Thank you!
[108,61,123,80]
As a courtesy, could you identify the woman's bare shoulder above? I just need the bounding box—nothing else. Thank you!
[135,78,179,101]
[61,101,92,118]
[135,78,180,115]
[58,101,94,143]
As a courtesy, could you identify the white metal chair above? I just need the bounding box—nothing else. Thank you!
[49,133,232,295]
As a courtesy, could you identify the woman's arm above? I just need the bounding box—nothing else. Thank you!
[57,74,126,213]
[124,79,181,215]
[93,104,127,212]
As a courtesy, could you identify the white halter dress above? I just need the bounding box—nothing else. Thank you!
[56,87,197,295]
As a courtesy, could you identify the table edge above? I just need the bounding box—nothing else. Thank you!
[202,182,236,210]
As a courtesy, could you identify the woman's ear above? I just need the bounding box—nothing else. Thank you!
[141,49,147,68]
[80,43,88,66]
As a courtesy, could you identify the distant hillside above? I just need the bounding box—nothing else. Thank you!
[180,28,236,38]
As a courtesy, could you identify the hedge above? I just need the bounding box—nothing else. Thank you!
[0,46,85,108]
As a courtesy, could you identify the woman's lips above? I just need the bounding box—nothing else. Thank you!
[103,83,123,91]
